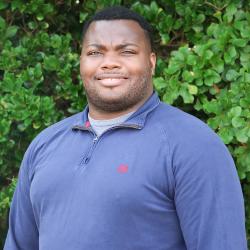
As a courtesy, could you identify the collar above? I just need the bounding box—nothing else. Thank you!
[72,91,160,131]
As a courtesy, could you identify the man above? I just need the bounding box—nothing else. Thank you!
[4,6,247,250]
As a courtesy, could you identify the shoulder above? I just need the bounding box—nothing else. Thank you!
[151,102,237,189]
[150,102,232,171]
[152,101,224,148]
[21,112,83,177]
[36,112,83,143]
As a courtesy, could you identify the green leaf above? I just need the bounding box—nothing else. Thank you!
[192,25,203,33]
[194,45,205,56]
[234,20,246,31]
[149,1,159,16]
[234,10,246,21]
[163,90,178,104]
[228,45,237,57]
[187,54,197,65]
[203,100,220,114]
[204,70,221,86]
[0,119,11,136]
[28,21,38,30]
[243,73,250,83]
[229,106,242,117]
[207,117,220,129]
[80,12,88,23]
[211,57,224,73]
[188,84,198,95]
[160,33,170,45]
[43,3,54,15]
[165,62,180,75]
[44,55,60,71]
[173,19,182,30]
[17,123,26,132]
[172,50,185,62]
[0,2,8,10]
[41,22,49,30]
[224,46,237,64]
[223,4,237,23]
[180,87,194,104]
[182,70,195,82]
[36,14,44,21]
[196,14,205,24]
[218,127,234,144]
[231,39,248,47]
[11,0,25,11]
[51,34,62,48]
[33,122,41,129]
[226,69,239,81]
[232,117,245,128]
[195,78,203,86]
[0,16,6,29]
[204,50,213,60]
[176,3,185,16]
[207,23,218,37]
[235,128,249,143]
[240,52,249,63]
[5,26,18,38]
[213,11,222,21]
[240,26,250,39]
[153,77,166,90]
[34,63,43,78]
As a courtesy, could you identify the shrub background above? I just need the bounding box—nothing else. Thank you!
[0,0,249,247]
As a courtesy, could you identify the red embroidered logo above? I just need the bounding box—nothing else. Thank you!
[117,164,128,173]
[85,121,91,128]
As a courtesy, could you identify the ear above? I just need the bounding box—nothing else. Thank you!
[149,52,156,76]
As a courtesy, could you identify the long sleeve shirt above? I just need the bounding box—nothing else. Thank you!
[4,92,247,249]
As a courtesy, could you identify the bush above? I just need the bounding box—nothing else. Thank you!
[0,0,249,247]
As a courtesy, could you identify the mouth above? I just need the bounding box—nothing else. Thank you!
[95,74,129,87]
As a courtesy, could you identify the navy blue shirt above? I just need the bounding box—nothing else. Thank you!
[4,93,247,249]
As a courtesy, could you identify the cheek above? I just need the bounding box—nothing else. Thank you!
[127,56,152,71]
[128,63,151,78]
[80,58,98,78]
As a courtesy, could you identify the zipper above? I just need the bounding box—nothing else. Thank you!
[74,123,142,165]
[80,135,98,165]
[72,123,142,132]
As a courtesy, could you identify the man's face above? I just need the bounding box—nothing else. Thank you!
[80,20,156,116]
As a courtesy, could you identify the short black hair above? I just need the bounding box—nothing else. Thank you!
[82,6,154,51]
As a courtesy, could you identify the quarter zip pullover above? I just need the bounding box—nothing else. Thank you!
[4,92,247,250]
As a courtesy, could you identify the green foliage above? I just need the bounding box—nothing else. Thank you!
[0,0,249,247]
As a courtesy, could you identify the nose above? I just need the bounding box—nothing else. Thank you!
[100,54,121,70]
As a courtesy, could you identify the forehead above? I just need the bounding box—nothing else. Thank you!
[83,20,149,48]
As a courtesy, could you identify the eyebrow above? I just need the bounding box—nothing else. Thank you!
[86,43,139,50]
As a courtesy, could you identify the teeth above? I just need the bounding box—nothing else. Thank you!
[100,78,122,80]
[99,78,125,85]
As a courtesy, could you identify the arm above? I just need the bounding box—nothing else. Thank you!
[4,144,39,250]
[173,129,247,250]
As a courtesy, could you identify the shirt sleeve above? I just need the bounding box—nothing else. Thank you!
[172,127,247,250]
[4,142,39,250]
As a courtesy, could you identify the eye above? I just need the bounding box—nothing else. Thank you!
[87,51,102,56]
[121,50,137,55]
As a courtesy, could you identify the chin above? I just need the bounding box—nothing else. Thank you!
[98,89,127,100]
[98,95,126,105]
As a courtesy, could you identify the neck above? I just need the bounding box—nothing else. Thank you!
[88,91,153,120]
[88,104,139,120]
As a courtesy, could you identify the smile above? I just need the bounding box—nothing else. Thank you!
[95,75,129,87]
[98,78,127,86]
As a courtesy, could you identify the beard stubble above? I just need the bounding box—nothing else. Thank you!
[83,71,153,113]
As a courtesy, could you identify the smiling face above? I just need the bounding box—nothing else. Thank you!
[80,20,156,119]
